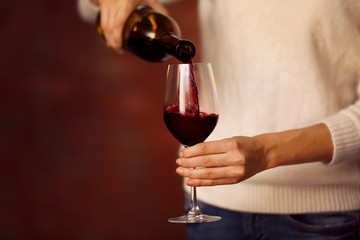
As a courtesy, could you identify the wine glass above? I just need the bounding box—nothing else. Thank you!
[163,62,221,223]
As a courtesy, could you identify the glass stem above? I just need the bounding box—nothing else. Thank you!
[183,146,201,216]
[189,186,201,215]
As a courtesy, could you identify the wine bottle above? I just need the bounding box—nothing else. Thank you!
[96,5,196,63]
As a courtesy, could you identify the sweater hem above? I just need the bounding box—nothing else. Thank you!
[187,183,360,214]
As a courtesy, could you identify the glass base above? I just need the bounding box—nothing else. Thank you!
[168,213,221,223]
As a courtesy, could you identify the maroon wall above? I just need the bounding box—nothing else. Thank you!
[0,0,200,239]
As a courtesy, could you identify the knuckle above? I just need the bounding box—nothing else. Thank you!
[202,156,211,166]
[114,20,123,28]
[232,153,245,165]
[112,35,121,43]
[232,167,244,177]
[205,169,215,179]
[187,169,193,178]
[102,23,111,33]
[199,143,207,154]
[226,138,240,150]
[193,181,201,187]
[208,179,217,186]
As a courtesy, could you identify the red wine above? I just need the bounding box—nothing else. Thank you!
[164,105,218,146]
[180,59,199,114]
[187,60,199,114]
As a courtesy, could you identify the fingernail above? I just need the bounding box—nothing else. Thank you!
[176,167,184,175]
[186,179,193,186]
[176,158,182,165]
[179,151,183,157]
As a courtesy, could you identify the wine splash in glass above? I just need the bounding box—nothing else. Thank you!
[164,62,221,223]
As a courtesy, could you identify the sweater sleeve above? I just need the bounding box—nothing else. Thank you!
[322,99,360,165]
[77,0,99,23]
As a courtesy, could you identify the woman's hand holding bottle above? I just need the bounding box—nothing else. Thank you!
[91,0,168,53]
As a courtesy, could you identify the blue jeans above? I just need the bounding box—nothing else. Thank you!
[186,201,360,240]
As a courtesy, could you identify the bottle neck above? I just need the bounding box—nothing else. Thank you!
[157,33,196,63]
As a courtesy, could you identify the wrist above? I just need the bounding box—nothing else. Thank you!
[254,133,281,170]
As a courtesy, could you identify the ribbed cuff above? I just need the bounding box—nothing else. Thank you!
[322,112,360,165]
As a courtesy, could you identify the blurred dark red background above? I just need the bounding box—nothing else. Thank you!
[0,0,200,239]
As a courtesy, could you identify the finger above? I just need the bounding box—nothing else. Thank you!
[180,139,231,158]
[185,178,241,187]
[105,5,123,49]
[176,166,244,180]
[110,13,125,49]
[110,0,138,48]
[100,1,129,50]
[100,4,114,45]
[176,153,226,168]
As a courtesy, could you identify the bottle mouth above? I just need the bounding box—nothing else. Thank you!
[175,40,196,63]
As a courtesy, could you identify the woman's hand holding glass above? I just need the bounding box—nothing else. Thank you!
[176,123,334,187]
[176,136,269,187]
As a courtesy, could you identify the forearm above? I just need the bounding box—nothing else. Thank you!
[255,123,334,170]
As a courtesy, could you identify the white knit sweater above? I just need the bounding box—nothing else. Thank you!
[78,0,360,213]
[197,0,360,213]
